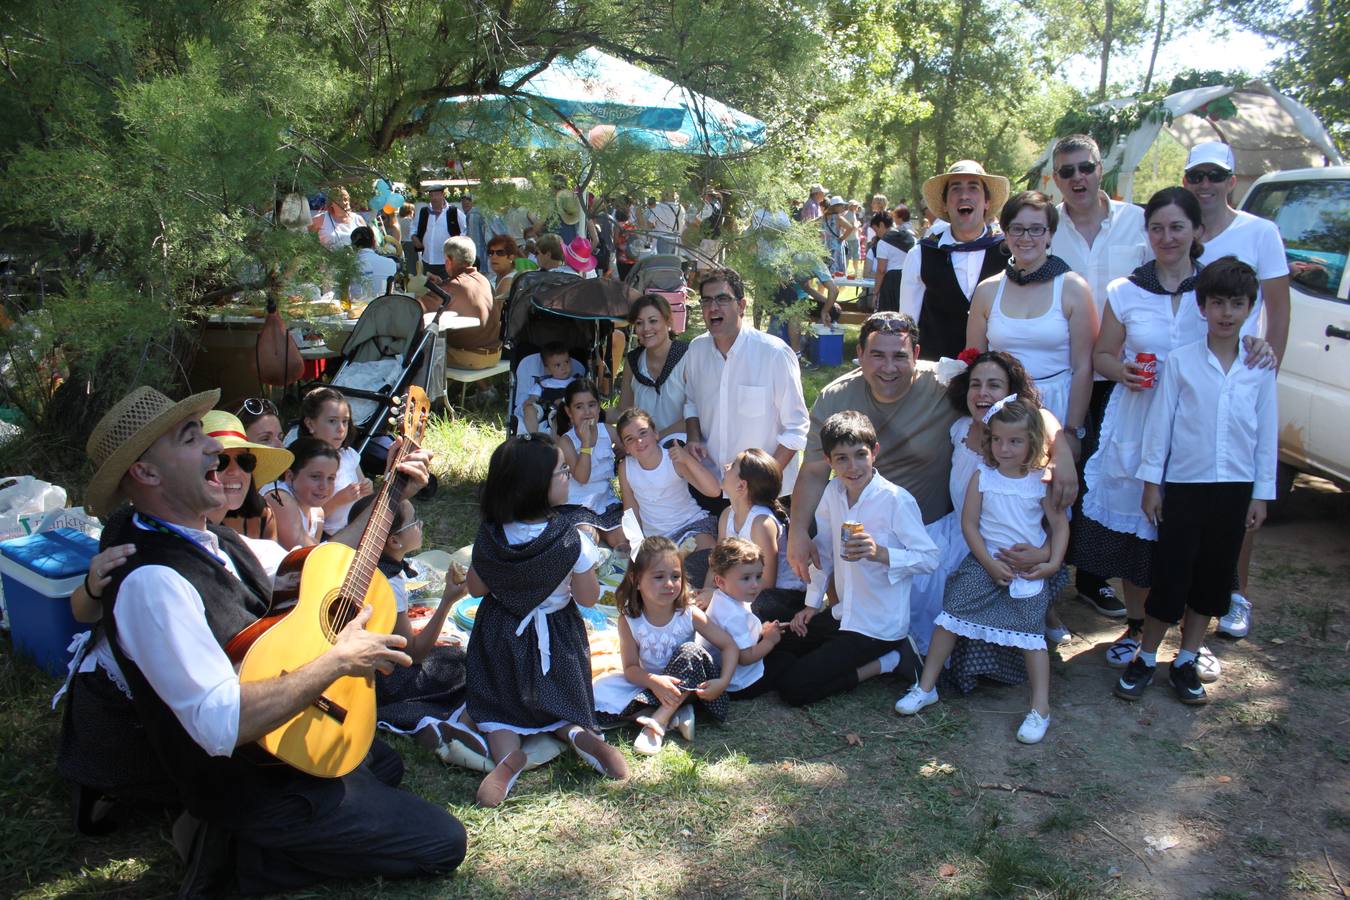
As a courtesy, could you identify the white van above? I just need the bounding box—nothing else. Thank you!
[1241,167,1350,496]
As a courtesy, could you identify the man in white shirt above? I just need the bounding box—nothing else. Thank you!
[1183,140,1291,639]
[647,190,683,255]
[350,225,398,300]
[413,186,453,277]
[684,267,810,502]
[898,161,1010,360]
[1050,133,1150,618]
[81,387,465,893]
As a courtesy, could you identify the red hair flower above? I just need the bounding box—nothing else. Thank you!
[956,347,980,366]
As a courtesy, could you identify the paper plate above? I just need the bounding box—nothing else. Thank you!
[451,596,481,631]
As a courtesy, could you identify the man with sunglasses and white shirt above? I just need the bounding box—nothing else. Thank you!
[1049,133,1150,620]
[683,267,810,506]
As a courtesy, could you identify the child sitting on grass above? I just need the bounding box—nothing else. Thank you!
[776,411,938,707]
[617,408,720,552]
[716,448,807,622]
[557,378,624,546]
[699,537,792,700]
[267,437,338,548]
[592,537,738,755]
[1115,257,1276,707]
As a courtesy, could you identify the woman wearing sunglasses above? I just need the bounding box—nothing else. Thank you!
[236,397,285,450]
[487,234,519,302]
[202,410,295,543]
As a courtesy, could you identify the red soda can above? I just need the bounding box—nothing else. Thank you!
[1135,352,1157,389]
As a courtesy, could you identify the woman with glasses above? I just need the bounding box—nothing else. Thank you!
[236,397,285,450]
[202,410,294,542]
[966,191,1098,445]
[486,234,519,301]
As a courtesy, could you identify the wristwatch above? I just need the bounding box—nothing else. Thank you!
[1070,426,1087,440]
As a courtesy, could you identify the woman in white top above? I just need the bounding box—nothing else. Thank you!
[310,187,366,249]
[967,191,1098,443]
[619,295,692,441]
[1074,187,1273,666]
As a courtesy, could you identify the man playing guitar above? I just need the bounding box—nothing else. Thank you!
[81,386,465,895]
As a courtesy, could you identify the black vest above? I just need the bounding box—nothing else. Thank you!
[916,240,1005,361]
[101,509,293,822]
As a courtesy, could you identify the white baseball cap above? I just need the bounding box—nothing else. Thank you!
[1185,141,1235,173]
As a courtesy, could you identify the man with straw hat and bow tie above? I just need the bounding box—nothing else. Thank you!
[897,160,1011,361]
[80,386,465,894]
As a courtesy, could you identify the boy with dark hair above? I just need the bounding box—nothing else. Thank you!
[774,411,938,707]
[521,342,578,434]
[1115,257,1276,705]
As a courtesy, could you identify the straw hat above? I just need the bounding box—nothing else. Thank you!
[562,236,598,273]
[556,189,583,225]
[201,410,294,488]
[921,160,1010,222]
[84,386,220,517]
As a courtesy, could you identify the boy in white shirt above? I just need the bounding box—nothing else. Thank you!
[776,411,938,706]
[1116,257,1277,705]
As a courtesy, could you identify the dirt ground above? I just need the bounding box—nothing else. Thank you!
[942,472,1350,898]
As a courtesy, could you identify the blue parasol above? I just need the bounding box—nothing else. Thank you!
[432,48,766,156]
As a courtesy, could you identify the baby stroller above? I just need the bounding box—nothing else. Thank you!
[623,254,689,333]
[317,292,447,476]
[502,271,630,434]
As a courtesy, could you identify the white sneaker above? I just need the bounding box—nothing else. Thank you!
[1196,645,1221,683]
[672,705,696,742]
[894,684,939,715]
[1017,709,1051,744]
[1217,593,1251,639]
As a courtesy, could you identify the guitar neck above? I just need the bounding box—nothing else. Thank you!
[341,468,410,601]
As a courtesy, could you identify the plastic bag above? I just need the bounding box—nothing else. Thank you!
[0,476,68,542]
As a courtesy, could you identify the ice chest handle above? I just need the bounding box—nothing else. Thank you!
[0,527,98,676]
[806,325,844,367]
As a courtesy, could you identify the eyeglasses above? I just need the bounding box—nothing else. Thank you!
[217,452,257,474]
[699,293,739,308]
[1055,161,1099,179]
[238,398,279,418]
[1006,224,1049,238]
[488,248,513,257]
[393,517,423,535]
[554,464,572,479]
[1185,168,1231,184]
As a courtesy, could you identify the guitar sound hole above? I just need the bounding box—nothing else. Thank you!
[322,592,362,643]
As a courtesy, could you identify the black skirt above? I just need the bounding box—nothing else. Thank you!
[595,642,728,726]
[376,645,468,732]
[1069,514,1154,588]
[465,595,598,733]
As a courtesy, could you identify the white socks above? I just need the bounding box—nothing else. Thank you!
[877,650,901,674]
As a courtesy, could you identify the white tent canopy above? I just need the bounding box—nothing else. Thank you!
[1030,81,1345,204]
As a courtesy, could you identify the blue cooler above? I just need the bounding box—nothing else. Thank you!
[0,528,98,676]
[806,325,844,367]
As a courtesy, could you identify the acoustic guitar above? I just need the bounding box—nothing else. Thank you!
[230,387,430,778]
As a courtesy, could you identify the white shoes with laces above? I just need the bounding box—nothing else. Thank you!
[894,684,939,715]
[1218,593,1252,639]
[1017,709,1051,744]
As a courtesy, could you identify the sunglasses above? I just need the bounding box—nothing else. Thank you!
[217,452,257,474]
[239,397,279,418]
[1185,168,1231,184]
[1055,161,1098,179]
[488,248,513,257]
[864,314,915,334]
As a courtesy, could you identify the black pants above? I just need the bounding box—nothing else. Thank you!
[1073,379,1116,594]
[775,611,904,707]
[232,740,466,894]
[727,648,795,700]
[1144,482,1252,624]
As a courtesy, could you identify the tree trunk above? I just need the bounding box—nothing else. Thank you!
[1142,0,1165,94]
[869,149,888,196]
[933,0,975,174]
[1096,0,1115,102]
[907,127,922,209]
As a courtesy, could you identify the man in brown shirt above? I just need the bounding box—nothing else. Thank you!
[424,235,501,369]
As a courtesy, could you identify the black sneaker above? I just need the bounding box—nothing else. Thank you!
[1079,584,1126,617]
[1113,656,1155,700]
[1169,661,1209,705]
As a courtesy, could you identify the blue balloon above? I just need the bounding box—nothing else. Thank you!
[388,193,405,210]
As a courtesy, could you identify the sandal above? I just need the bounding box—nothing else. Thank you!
[566,725,630,779]
[633,716,665,755]
[476,749,527,808]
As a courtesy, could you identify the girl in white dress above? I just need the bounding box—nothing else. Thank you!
[967,190,1097,442]
[592,537,738,755]
[715,448,807,622]
[1073,187,1273,667]
[616,409,720,551]
[896,397,1069,744]
[557,379,624,543]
